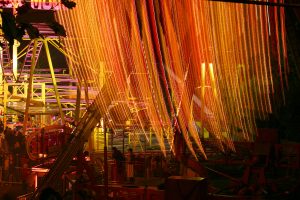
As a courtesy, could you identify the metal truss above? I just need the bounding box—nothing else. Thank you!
[0,34,95,131]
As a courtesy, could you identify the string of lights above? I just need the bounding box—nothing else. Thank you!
[55,0,287,158]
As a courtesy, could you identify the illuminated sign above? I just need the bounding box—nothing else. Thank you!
[0,0,65,10]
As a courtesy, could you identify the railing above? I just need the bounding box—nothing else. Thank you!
[30,91,103,199]
[0,153,31,183]
[73,184,164,200]
[17,193,33,200]
[91,149,203,182]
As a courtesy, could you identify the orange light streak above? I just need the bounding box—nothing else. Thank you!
[55,0,289,158]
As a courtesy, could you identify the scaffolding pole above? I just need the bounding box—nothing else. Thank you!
[43,39,65,124]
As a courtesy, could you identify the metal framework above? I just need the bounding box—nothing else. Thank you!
[0,23,96,131]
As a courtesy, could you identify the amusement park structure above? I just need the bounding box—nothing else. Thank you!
[1,0,300,199]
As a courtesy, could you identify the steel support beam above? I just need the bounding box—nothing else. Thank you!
[44,39,65,124]
[23,39,38,133]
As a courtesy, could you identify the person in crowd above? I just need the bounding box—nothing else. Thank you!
[4,127,14,153]
[0,127,5,181]
[1,192,16,200]
[13,128,25,181]
[39,187,62,200]
[0,120,4,133]
[8,154,14,182]
[0,149,3,182]
[112,147,125,182]
[126,148,135,183]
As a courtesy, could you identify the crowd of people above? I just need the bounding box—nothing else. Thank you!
[0,120,28,183]
[112,147,136,183]
[111,147,179,184]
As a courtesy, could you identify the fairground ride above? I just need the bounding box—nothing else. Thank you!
[1,0,300,199]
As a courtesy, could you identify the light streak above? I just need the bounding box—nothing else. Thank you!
[55,0,288,158]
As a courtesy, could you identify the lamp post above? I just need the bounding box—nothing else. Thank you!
[103,118,108,200]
